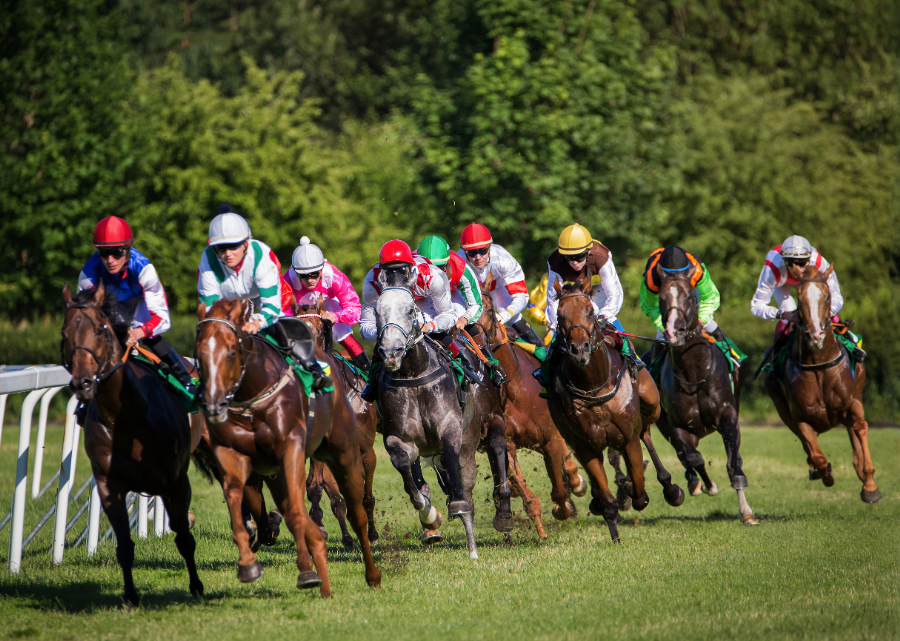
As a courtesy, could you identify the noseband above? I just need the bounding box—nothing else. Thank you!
[196,317,253,402]
[796,277,831,338]
[60,304,126,385]
[376,287,424,357]
[556,290,604,354]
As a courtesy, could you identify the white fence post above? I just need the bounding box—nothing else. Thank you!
[137,495,148,539]
[154,496,165,537]
[51,396,81,565]
[31,386,63,498]
[86,479,101,557]
[0,393,7,448]
[7,389,48,573]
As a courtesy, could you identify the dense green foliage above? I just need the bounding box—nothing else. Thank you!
[1,0,897,416]
[0,428,897,639]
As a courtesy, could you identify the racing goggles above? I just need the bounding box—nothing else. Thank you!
[98,247,128,259]
[465,247,490,258]
[213,241,245,256]
[299,270,322,280]
[565,250,590,263]
[783,256,810,268]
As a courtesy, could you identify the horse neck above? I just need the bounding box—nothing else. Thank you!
[91,330,128,424]
[394,339,432,378]
[798,323,840,365]
[232,336,279,403]
[669,330,713,377]
[567,339,611,390]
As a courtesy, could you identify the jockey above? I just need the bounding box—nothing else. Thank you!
[78,216,195,394]
[285,236,370,372]
[458,223,543,346]
[641,246,725,342]
[415,235,483,330]
[359,239,478,401]
[197,205,331,393]
[546,223,625,337]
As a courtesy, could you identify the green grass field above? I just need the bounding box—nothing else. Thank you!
[0,424,897,641]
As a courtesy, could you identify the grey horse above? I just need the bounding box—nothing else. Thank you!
[374,280,491,559]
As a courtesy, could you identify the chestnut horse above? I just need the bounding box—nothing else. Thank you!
[548,276,682,542]
[195,299,380,597]
[653,271,758,524]
[764,264,881,503]
[470,273,587,539]
[61,283,204,605]
[292,300,380,547]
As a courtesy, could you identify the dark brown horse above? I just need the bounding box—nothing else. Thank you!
[61,283,204,605]
[548,276,682,542]
[764,264,880,503]
[293,299,380,547]
[195,299,380,597]
[652,271,758,524]
[470,273,587,539]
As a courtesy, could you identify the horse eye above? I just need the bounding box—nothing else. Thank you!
[226,351,236,361]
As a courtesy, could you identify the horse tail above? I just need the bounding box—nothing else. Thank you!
[190,449,217,485]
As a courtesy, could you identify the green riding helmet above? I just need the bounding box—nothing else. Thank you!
[417,235,452,266]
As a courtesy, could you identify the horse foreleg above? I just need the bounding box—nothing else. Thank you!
[606,449,633,511]
[640,424,684,507]
[215,447,259,582]
[163,471,204,597]
[620,431,649,511]
[561,449,587,497]
[96,476,139,606]
[385,436,441,536]
[794,421,833,487]
[719,407,758,524]
[673,427,717,496]
[322,465,355,550]
[457,427,480,560]
[485,418,513,533]
[570,444,620,543]
[360,443,379,542]
[541,438,573,522]
[637,367,661,430]
[846,401,881,503]
[306,461,328,540]
[506,443,546,538]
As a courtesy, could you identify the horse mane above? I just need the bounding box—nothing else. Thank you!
[74,287,130,342]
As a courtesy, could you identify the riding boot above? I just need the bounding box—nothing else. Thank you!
[160,347,199,397]
[512,318,543,347]
[289,341,334,395]
[350,350,372,373]
[360,356,381,403]
[711,326,728,344]
[456,350,483,387]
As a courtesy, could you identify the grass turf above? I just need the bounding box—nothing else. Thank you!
[0,424,896,641]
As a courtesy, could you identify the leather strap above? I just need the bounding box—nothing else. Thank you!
[387,363,448,388]
[799,351,844,371]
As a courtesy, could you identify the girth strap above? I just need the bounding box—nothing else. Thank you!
[798,351,844,372]
[561,356,630,404]
[386,363,448,388]
[228,367,295,417]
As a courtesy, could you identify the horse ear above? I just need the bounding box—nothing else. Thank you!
[316,292,324,313]
[655,262,664,281]
[823,263,834,279]
[62,283,73,307]
[240,299,252,323]
[581,268,593,294]
[90,281,106,305]
[197,302,207,320]
[553,277,563,295]
[377,268,389,288]
[483,270,494,293]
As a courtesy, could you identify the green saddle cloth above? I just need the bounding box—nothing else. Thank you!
[130,352,200,413]
[261,334,335,397]
[765,328,863,377]
[712,335,748,374]
[511,338,548,362]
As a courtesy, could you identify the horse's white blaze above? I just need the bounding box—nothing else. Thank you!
[375,288,419,367]
[205,335,220,398]
[806,285,823,345]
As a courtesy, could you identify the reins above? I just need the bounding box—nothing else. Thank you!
[61,304,126,385]
[195,317,268,406]
[793,276,844,372]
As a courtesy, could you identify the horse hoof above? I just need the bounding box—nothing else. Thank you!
[190,581,205,598]
[188,511,196,530]
[368,528,380,544]
[664,484,685,507]
[297,571,323,590]
[688,478,703,496]
[342,534,355,551]
[731,475,748,490]
[861,489,882,504]
[237,561,264,584]
[421,529,444,545]
[448,500,471,517]
[616,485,632,512]
[808,469,820,481]
[588,498,605,516]
[319,526,329,540]
[123,590,140,607]
[492,512,515,533]
[571,475,588,497]
[742,514,760,525]
[469,550,479,560]
[702,482,718,497]
[633,495,649,512]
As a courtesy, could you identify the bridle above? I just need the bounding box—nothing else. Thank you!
[556,290,605,355]
[195,317,255,402]
[795,277,831,338]
[375,287,424,358]
[659,283,710,392]
[60,304,126,385]
[793,276,844,371]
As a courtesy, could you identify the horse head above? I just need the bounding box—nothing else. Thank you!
[658,268,700,347]
[553,271,598,367]
[61,281,124,401]
[476,270,502,340]
[195,298,252,424]
[796,264,834,350]
[295,293,332,351]
[375,269,420,371]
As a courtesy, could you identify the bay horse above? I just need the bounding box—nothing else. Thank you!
[61,283,204,606]
[763,264,881,503]
[195,299,380,597]
[470,273,587,539]
[292,299,380,547]
[653,271,758,524]
[374,274,505,559]
[548,276,682,543]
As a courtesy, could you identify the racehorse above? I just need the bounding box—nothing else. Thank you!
[470,274,587,539]
[548,276,682,543]
[195,298,380,597]
[763,264,881,503]
[652,271,758,524]
[61,283,204,606]
[373,272,504,559]
[292,299,380,547]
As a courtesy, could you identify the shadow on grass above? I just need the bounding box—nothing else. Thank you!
[628,510,794,526]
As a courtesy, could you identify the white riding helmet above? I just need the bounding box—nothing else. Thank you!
[291,236,325,274]
[780,235,812,259]
[208,211,251,246]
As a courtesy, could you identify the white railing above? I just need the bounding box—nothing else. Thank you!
[0,366,169,573]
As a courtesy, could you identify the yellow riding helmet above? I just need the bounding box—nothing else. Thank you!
[558,224,593,255]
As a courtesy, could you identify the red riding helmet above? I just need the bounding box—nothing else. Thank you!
[93,216,134,248]
[460,223,492,250]
[379,239,415,265]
